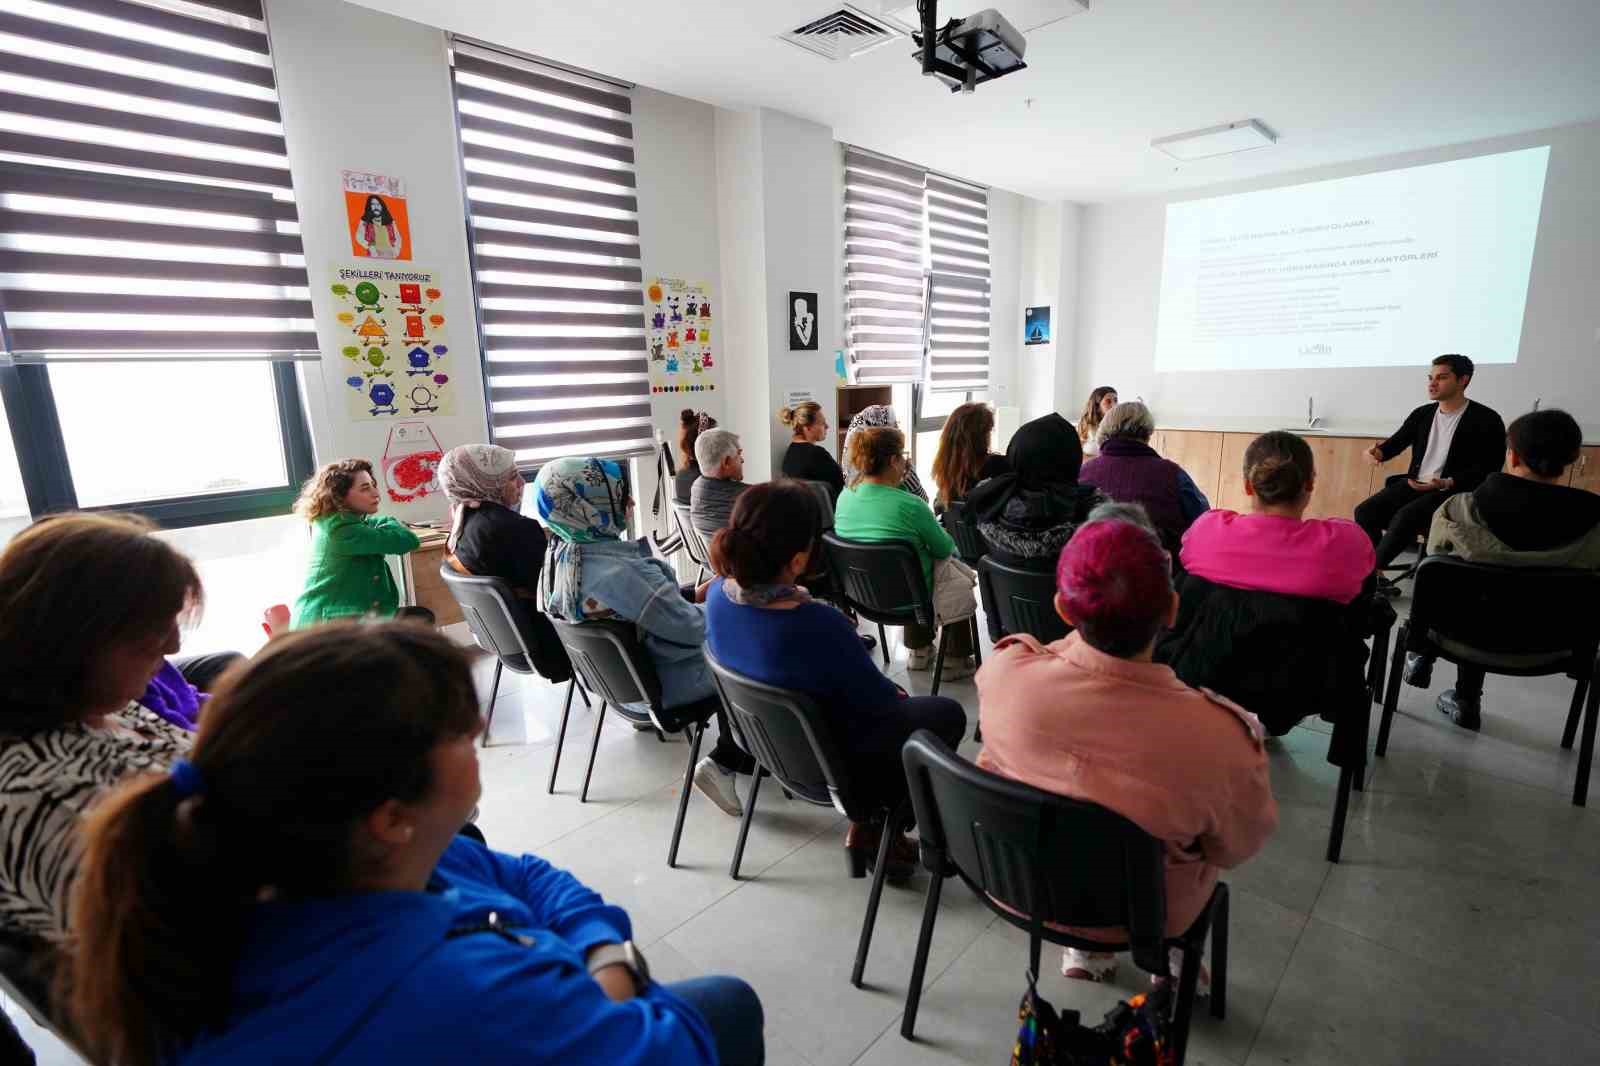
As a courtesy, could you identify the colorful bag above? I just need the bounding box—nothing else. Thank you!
[1011,970,1176,1066]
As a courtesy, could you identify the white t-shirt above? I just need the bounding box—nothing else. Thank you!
[1417,401,1469,482]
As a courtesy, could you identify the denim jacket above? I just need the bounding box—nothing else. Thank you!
[566,538,714,711]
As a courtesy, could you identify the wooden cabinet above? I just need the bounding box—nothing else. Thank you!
[400,531,464,627]
[1570,447,1600,494]
[1152,430,1226,504]
[1215,433,1254,513]
[1210,432,1390,519]
[835,384,891,456]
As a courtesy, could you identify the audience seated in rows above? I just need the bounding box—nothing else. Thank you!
[1080,401,1209,556]
[843,405,928,502]
[1410,408,1600,730]
[976,515,1277,988]
[930,401,1009,509]
[689,427,748,537]
[778,401,844,502]
[835,426,975,680]
[704,482,966,880]
[0,514,197,944]
[65,624,764,1066]
[1158,432,1380,736]
[964,412,1106,575]
[1076,385,1118,458]
[438,444,571,683]
[532,457,755,812]
[291,458,430,628]
[673,409,717,505]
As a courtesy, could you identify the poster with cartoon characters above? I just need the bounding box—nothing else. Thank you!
[343,170,410,260]
[645,277,719,398]
[328,264,454,422]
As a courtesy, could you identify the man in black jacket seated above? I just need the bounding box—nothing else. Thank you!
[1355,354,1505,589]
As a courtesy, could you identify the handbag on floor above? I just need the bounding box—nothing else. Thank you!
[1011,969,1175,1066]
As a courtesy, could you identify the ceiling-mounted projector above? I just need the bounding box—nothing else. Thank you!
[912,1,1027,93]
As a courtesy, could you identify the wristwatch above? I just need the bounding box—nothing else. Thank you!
[587,940,650,991]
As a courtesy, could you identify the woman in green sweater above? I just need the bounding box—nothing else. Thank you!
[291,459,431,628]
[833,427,974,680]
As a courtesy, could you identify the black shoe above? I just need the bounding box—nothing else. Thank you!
[1436,689,1482,732]
[1376,575,1402,599]
[1402,653,1432,689]
[859,633,877,652]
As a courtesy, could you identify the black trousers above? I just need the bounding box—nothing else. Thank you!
[1414,655,1487,699]
[1353,477,1451,569]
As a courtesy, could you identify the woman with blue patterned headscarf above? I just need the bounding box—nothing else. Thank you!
[533,456,756,813]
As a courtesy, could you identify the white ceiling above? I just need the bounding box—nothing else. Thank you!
[347,0,1600,203]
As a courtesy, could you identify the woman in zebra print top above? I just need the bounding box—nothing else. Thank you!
[0,513,198,943]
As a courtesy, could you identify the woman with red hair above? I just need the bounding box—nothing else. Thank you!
[974,515,1277,989]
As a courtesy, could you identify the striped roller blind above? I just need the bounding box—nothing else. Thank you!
[925,173,991,391]
[0,0,316,363]
[843,147,927,384]
[449,41,652,466]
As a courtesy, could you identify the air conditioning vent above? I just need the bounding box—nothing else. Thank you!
[778,5,906,62]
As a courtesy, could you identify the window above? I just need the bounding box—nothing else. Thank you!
[0,0,316,528]
[842,146,991,392]
[448,40,653,468]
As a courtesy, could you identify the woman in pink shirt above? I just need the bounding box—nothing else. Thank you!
[975,517,1278,988]
[1180,431,1375,604]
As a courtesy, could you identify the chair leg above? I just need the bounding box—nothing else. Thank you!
[546,680,577,794]
[930,627,949,697]
[1209,883,1229,1020]
[579,700,607,803]
[575,684,592,709]
[900,860,945,1039]
[667,722,706,868]
[729,767,765,880]
[1563,675,1588,750]
[969,616,982,669]
[1375,627,1408,758]
[1170,933,1204,1066]
[481,660,504,748]
[1326,764,1354,864]
[850,804,900,989]
[1574,674,1599,808]
[878,622,890,667]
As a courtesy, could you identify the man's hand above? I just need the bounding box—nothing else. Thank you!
[1406,478,1453,492]
[1365,445,1383,465]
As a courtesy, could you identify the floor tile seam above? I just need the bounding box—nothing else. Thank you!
[1239,884,1319,1066]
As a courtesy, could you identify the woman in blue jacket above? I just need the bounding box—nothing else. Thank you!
[65,623,763,1066]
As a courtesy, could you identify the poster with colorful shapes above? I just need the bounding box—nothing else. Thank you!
[343,170,410,260]
[329,264,454,422]
[646,277,719,397]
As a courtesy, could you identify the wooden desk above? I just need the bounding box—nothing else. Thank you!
[400,527,464,627]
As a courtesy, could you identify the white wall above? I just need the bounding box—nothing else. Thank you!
[1076,120,1600,431]
[986,188,1023,413]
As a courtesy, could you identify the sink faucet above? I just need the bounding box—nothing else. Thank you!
[1307,396,1323,430]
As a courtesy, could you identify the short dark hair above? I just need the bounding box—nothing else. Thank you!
[1432,353,1474,382]
[1507,408,1582,480]
[709,480,820,585]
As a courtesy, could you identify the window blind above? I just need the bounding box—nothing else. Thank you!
[0,0,316,363]
[449,41,652,466]
[925,172,990,391]
[843,147,927,384]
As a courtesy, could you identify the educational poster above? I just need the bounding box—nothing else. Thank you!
[343,170,410,260]
[381,421,443,504]
[646,277,718,397]
[1025,305,1051,345]
[329,263,453,421]
[788,291,818,350]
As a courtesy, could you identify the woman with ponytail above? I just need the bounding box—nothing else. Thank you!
[674,409,717,504]
[67,623,763,1066]
[704,481,966,882]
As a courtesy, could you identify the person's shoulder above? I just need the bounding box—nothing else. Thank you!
[1193,687,1268,751]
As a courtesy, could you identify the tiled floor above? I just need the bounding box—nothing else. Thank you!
[10,590,1600,1065]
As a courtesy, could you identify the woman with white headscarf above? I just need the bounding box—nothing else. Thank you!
[842,405,927,501]
[439,444,572,683]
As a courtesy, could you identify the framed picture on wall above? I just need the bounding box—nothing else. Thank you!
[789,291,818,350]
[1025,305,1051,345]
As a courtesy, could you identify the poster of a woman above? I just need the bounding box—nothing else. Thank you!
[342,170,411,260]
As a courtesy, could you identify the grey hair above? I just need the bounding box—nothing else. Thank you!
[694,427,741,474]
[1099,401,1156,443]
[1087,499,1157,536]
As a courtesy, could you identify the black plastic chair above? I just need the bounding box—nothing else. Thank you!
[1375,556,1600,806]
[978,556,1070,645]
[439,565,586,748]
[898,732,1226,1062]
[820,532,981,695]
[940,500,985,567]
[671,500,712,583]
[706,651,907,988]
[549,619,719,864]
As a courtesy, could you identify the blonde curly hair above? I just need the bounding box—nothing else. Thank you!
[293,458,374,522]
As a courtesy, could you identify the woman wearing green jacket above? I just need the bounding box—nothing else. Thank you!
[291,459,429,627]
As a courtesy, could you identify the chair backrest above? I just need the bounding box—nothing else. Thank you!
[941,500,986,566]
[819,532,933,627]
[706,650,867,817]
[671,500,713,569]
[550,618,661,718]
[438,564,537,674]
[902,731,1170,974]
[979,556,1070,644]
[1410,556,1600,663]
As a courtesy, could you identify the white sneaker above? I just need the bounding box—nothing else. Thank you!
[693,756,742,816]
[940,655,977,682]
[907,647,933,671]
